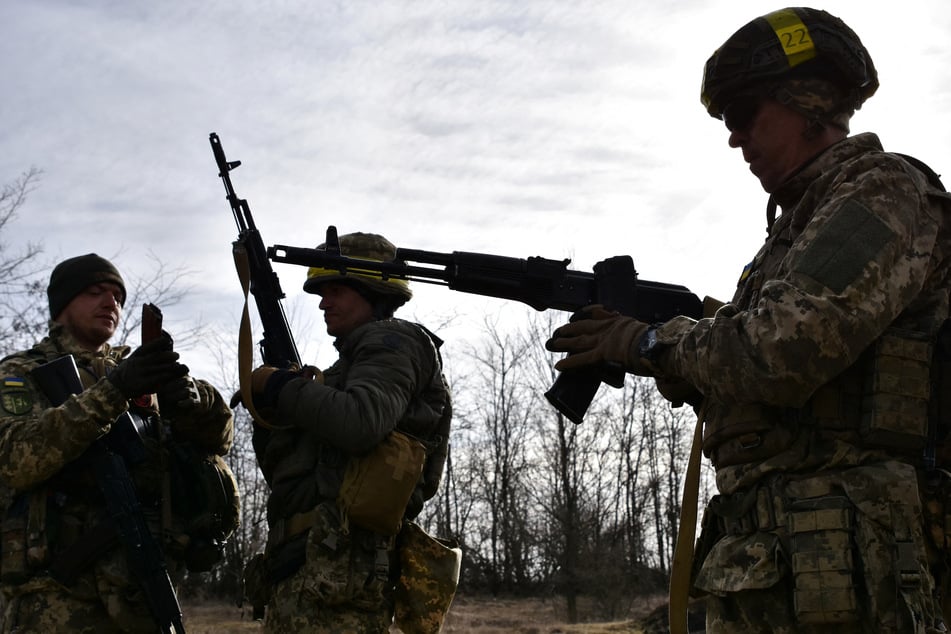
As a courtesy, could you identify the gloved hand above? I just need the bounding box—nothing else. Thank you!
[158,375,204,416]
[299,365,323,383]
[251,366,279,398]
[545,305,653,376]
[109,334,189,397]
[247,364,323,412]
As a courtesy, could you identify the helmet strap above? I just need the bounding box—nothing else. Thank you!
[766,196,778,234]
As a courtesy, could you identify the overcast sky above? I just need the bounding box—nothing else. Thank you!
[2,0,950,384]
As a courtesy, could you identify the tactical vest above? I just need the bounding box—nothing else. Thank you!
[703,152,951,471]
[703,325,937,468]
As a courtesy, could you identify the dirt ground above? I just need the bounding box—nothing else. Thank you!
[181,594,660,633]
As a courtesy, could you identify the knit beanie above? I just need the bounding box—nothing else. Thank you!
[47,253,126,319]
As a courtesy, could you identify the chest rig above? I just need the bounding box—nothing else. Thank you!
[702,205,939,469]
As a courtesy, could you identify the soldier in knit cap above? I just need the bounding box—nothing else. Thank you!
[0,253,236,632]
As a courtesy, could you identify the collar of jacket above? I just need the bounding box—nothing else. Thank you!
[770,132,884,217]
[42,321,129,369]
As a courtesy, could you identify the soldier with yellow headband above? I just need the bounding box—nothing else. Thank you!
[247,232,454,632]
[546,7,951,632]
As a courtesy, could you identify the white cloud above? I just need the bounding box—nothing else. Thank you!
[2,0,949,380]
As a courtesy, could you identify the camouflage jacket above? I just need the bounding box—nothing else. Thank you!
[654,133,951,494]
[254,318,451,527]
[0,322,233,629]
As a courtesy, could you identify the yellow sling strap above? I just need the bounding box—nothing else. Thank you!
[232,243,288,431]
[668,401,709,634]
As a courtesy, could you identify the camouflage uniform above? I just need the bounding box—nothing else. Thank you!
[254,317,451,633]
[0,322,234,632]
[653,133,951,632]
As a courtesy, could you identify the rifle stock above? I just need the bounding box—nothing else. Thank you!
[269,225,703,423]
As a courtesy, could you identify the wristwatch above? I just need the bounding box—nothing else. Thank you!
[638,327,659,358]
[638,326,669,367]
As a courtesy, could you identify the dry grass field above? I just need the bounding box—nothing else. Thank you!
[181,594,660,633]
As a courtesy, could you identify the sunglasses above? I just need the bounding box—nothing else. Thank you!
[722,96,762,132]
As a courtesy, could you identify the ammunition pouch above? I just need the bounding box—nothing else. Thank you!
[858,329,931,451]
[695,482,861,625]
[394,521,462,634]
[696,465,933,628]
[787,495,859,624]
[337,430,425,535]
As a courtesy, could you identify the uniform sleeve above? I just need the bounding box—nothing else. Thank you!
[0,372,128,490]
[658,163,942,406]
[275,326,425,455]
[167,378,235,455]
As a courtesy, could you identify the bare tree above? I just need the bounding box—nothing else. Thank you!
[522,310,600,622]
[111,251,203,349]
[0,168,46,354]
[454,314,539,593]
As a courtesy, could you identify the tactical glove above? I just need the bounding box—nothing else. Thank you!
[249,364,323,411]
[546,305,654,376]
[158,375,204,415]
[250,365,279,409]
[109,334,189,397]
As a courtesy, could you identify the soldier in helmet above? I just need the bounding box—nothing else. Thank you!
[248,232,452,632]
[547,7,951,632]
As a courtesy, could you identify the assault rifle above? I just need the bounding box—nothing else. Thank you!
[269,226,703,424]
[210,132,301,369]
[31,355,186,634]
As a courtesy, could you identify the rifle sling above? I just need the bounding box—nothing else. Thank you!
[232,243,289,431]
[668,401,708,634]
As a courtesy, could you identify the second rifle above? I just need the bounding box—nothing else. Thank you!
[269,225,702,424]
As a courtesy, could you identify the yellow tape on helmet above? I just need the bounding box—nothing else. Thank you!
[305,265,411,297]
[765,9,817,69]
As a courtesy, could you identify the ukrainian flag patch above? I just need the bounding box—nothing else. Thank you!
[1,377,32,415]
[738,261,754,284]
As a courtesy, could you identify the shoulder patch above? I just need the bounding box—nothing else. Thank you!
[1,377,32,415]
[792,200,894,294]
[738,260,754,285]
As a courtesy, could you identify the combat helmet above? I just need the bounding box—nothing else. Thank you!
[303,232,412,311]
[701,7,878,120]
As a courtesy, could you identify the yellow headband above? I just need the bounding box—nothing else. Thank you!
[305,265,411,296]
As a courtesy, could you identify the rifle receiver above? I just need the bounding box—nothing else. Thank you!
[210,133,302,369]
